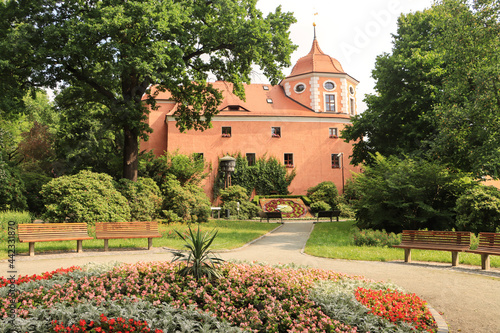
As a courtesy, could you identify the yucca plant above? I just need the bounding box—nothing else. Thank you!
[171,226,224,281]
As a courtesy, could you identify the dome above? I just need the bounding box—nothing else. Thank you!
[287,39,344,77]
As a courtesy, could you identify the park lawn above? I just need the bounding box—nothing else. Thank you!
[305,221,500,269]
[0,220,278,260]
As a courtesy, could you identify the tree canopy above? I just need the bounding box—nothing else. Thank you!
[2,0,296,180]
[342,0,500,179]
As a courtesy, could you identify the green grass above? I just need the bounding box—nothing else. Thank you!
[0,220,278,259]
[305,221,500,268]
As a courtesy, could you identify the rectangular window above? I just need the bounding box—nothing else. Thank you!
[284,153,294,167]
[222,127,231,137]
[325,94,336,112]
[331,153,341,168]
[246,153,256,166]
[329,128,338,138]
[271,127,281,138]
[194,153,204,161]
[350,98,355,115]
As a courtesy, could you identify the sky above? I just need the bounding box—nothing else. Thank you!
[254,0,436,113]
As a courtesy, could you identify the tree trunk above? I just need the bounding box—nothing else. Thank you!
[123,126,138,181]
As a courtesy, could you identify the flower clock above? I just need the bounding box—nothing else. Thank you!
[263,199,307,218]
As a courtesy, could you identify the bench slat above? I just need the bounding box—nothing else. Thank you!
[94,222,161,251]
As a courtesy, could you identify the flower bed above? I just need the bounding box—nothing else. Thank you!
[1,262,437,333]
[261,198,309,218]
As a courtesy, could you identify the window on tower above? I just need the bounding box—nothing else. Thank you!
[325,94,336,112]
[329,128,338,138]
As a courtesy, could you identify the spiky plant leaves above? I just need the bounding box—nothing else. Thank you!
[171,226,225,281]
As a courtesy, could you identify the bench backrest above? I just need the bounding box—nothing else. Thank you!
[265,212,282,218]
[317,210,341,217]
[95,221,159,235]
[477,232,500,250]
[18,223,90,242]
[401,230,471,247]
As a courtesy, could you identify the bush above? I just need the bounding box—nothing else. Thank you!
[20,172,52,215]
[223,200,260,220]
[307,181,339,210]
[114,177,162,221]
[353,229,401,247]
[455,185,500,233]
[350,154,475,233]
[310,201,331,214]
[40,170,131,224]
[0,161,27,211]
[162,176,211,223]
[219,185,249,204]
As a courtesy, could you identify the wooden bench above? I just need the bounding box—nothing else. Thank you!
[466,232,500,270]
[95,221,161,251]
[18,223,92,256]
[258,211,282,223]
[393,230,471,266]
[315,210,341,223]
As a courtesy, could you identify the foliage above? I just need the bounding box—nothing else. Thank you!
[353,229,401,247]
[455,185,500,233]
[219,185,249,205]
[342,0,500,179]
[310,201,331,214]
[114,177,162,221]
[161,176,211,223]
[223,200,260,220]
[0,210,31,242]
[50,315,163,333]
[309,280,434,333]
[5,0,297,180]
[171,226,225,281]
[53,86,122,178]
[217,153,296,197]
[337,200,356,219]
[350,154,475,233]
[307,181,340,211]
[40,170,131,223]
[0,160,27,211]
[19,172,51,215]
[142,151,210,187]
[17,122,56,174]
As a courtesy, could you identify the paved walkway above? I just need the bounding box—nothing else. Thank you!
[2,222,499,333]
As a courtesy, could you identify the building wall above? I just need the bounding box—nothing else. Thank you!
[149,115,362,201]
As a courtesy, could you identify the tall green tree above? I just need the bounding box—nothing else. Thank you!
[342,0,500,179]
[4,0,296,181]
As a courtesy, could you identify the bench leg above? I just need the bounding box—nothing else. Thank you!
[148,238,153,250]
[481,254,490,270]
[451,252,459,266]
[76,240,83,253]
[404,248,411,263]
[29,242,35,256]
[104,239,109,252]
[336,216,339,222]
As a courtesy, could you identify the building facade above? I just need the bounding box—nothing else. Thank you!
[142,37,362,201]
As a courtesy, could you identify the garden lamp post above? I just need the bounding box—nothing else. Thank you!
[219,155,236,188]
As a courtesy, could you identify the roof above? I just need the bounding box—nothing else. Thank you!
[287,38,345,78]
[149,82,350,119]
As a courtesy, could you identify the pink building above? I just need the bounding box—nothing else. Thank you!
[142,37,362,201]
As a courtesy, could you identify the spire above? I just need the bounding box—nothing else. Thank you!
[313,22,317,40]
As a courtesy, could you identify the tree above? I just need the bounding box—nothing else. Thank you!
[5,0,296,181]
[455,185,500,233]
[342,0,500,179]
[350,153,474,233]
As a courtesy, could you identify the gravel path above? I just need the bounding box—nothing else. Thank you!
[2,221,499,332]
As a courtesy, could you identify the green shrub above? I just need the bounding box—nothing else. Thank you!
[310,201,331,214]
[0,210,31,242]
[337,201,356,219]
[161,210,181,223]
[350,154,475,233]
[222,200,260,220]
[40,170,131,224]
[20,172,52,215]
[455,185,500,233]
[353,228,401,247]
[115,177,162,221]
[162,176,211,223]
[307,181,339,210]
[219,185,249,204]
[0,161,27,211]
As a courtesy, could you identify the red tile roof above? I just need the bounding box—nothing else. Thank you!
[287,39,344,77]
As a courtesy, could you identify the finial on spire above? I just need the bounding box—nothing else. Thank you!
[313,11,318,40]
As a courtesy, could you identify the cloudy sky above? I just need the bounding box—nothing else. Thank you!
[255,0,436,112]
